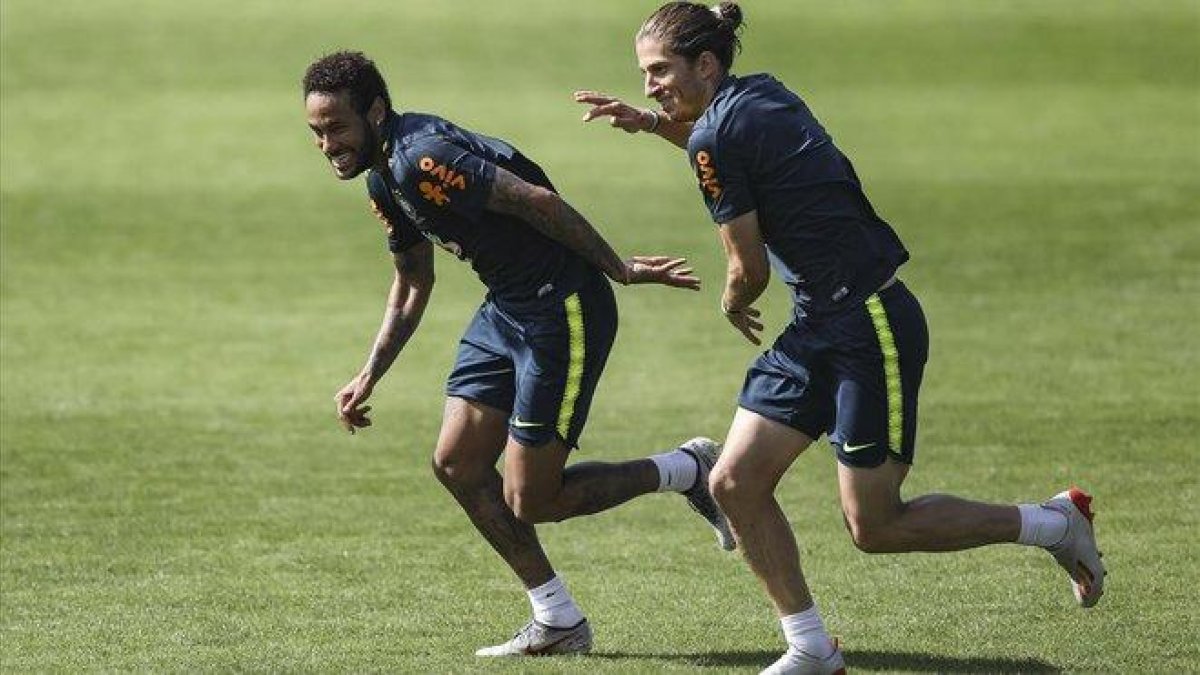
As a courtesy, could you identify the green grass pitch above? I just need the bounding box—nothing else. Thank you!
[2,1,1197,672]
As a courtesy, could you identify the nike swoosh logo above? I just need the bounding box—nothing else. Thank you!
[523,622,587,655]
[842,442,876,453]
[512,418,546,428]
[524,632,572,655]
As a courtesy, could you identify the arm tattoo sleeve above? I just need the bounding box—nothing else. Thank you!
[486,167,628,283]
[363,242,435,382]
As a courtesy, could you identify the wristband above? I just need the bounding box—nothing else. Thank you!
[643,109,661,133]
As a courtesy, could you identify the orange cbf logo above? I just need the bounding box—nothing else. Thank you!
[369,198,395,236]
[417,156,468,207]
[694,150,723,199]
[418,181,449,206]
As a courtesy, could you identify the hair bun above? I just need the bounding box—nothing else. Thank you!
[711,2,744,30]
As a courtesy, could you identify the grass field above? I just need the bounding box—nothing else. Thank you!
[2,1,1198,672]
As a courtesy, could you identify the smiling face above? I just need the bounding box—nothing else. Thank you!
[305,90,383,180]
[636,36,721,123]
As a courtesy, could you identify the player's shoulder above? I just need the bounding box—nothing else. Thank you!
[393,112,450,156]
[693,74,778,143]
[384,115,452,183]
[700,74,814,152]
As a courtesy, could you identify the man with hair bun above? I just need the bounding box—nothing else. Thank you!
[302,49,734,658]
[577,3,1105,673]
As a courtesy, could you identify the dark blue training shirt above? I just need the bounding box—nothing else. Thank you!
[688,74,909,319]
[366,111,585,302]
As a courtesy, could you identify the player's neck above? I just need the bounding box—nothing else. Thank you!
[697,72,727,115]
[370,148,389,175]
[371,123,392,174]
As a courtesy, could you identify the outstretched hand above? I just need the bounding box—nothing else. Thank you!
[624,256,700,290]
[574,91,653,133]
[724,305,764,345]
[334,373,375,434]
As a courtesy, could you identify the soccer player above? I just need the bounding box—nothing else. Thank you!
[302,51,734,657]
[575,3,1107,673]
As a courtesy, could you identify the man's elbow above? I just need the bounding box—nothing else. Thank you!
[411,269,436,293]
[395,267,436,295]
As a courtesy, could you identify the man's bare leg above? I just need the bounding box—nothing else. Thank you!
[466,406,723,656]
[431,397,554,588]
[837,458,1020,553]
[837,454,1106,607]
[708,408,814,615]
[501,435,659,524]
[433,397,599,656]
[500,432,732,553]
[708,408,843,672]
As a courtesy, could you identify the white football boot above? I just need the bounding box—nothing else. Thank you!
[760,641,847,675]
[474,618,592,657]
[678,437,737,551]
[1043,487,1106,608]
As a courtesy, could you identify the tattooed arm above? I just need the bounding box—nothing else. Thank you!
[485,165,700,290]
[334,240,435,434]
[486,165,628,282]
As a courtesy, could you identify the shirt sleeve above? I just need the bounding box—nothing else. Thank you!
[688,124,756,224]
[399,134,496,223]
[366,177,423,253]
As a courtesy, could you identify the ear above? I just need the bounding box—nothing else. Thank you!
[697,51,722,81]
[368,96,387,127]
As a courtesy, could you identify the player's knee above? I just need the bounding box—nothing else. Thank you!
[709,464,765,512]
[843,513,893,554]
[431,450,483,488]
[505,487,557,524]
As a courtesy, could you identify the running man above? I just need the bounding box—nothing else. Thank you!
[576,3,1106,673]
[302,51,734,657]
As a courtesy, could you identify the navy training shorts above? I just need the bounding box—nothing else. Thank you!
[445,269,617,449]
[738,280,929,468]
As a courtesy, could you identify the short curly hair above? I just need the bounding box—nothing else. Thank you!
[302,51,392,114]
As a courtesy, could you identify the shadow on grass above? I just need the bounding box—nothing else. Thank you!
[591,649,1061,672]
[844,649,1061,673]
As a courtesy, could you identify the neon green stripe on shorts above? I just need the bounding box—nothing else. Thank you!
[557,294,585,440]
[866,293,903,451]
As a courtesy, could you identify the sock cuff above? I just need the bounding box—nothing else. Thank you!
[780,605,825,635]
[528,574,566,603]
[649,449,698,492]
[781,605,833,658]
[1016,503,1069,547]
[528,574,584,629]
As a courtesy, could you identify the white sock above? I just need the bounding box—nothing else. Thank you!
[781,605,835,659]
[1016,503,1069,547]
[649,449,698,492]
[528,575,584,629]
